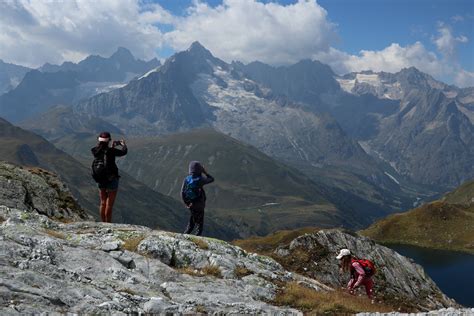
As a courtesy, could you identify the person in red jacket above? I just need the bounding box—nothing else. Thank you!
[337,248,375,300]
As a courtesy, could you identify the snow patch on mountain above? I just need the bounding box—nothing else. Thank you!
[190,66,323,163]
[138,66,161,80]
[336,73,403,100]
[384,172,400,185]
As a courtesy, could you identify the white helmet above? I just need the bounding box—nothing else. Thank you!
[336,248,351,260]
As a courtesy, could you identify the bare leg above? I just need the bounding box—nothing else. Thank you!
[99,189,108,222]
[105,190,118,223]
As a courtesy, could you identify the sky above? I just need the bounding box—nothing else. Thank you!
[0,0,473,87]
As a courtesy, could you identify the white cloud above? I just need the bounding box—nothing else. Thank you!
[454,69,474,88]
[433,23,469,60]
[165,0,337,65]
[315,42,445,77]
[0,0,169,67]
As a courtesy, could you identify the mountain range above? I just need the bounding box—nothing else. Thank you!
[0,48,160,123]
[235,61,474,189]
[2,42,472,237]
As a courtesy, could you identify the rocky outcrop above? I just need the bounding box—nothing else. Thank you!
[0,206,328,314]
[273,230,457,311]
[0,161,462,314]
[0,162,90,221]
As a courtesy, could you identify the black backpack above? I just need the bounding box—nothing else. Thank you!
[91,150,108,183]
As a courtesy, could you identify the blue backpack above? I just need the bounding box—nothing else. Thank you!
[183,175,202,201]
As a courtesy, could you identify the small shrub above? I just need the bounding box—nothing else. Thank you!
[234,265,253,279]
[43,229,66,240]
[0,215,5,223]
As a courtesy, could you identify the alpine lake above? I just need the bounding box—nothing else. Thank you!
[387,244,474,307]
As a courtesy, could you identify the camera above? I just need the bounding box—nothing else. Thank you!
[112,140,122,147]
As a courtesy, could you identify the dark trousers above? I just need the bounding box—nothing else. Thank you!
[184,202,205,236]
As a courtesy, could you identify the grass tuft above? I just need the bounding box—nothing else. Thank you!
[202,265,222,278]
[274,282,393,314]
[121,235,146,252]
[190,237,209,250]
[177,265,223,278]
[234,265,253,279]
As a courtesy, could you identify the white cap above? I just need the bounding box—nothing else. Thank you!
[336,249,351,260]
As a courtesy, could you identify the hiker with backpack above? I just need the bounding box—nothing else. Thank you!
[181,161,214,236]
[91,132,127,223]
[336,249,376,301]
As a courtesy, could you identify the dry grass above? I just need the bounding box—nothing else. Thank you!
[361,202,474,254]
[53,217,74,224]
[43,229,66,240]
[178,267,203,277]
[274,282,394,314]
[202,265,222,278]
[121,235,146,252]
[233,227,321,256]
[0,215,5,224]
[190,237,209,250]
[234,265,253,279]
[195,304,207,314]
[177,265,223,278]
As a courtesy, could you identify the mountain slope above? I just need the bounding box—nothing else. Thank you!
[41,128,372,237]
[335,68,474,188]
[0,48,160,123]
[237,61,474,190]
[361,179,474,253]
[0,59,32,95]
[71,42,422,215]
[0,117,187,233]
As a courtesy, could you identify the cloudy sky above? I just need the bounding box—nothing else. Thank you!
[0,0,473,87]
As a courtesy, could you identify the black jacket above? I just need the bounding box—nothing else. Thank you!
[91,145,127,180]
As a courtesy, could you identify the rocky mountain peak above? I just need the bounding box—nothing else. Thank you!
[110,47,136,62]
[187,41,211,55]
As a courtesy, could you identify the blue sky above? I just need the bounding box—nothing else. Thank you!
[0,0,473,86]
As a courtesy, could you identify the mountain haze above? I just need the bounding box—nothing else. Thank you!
[0,48,160,123]
[0,59,32,95]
